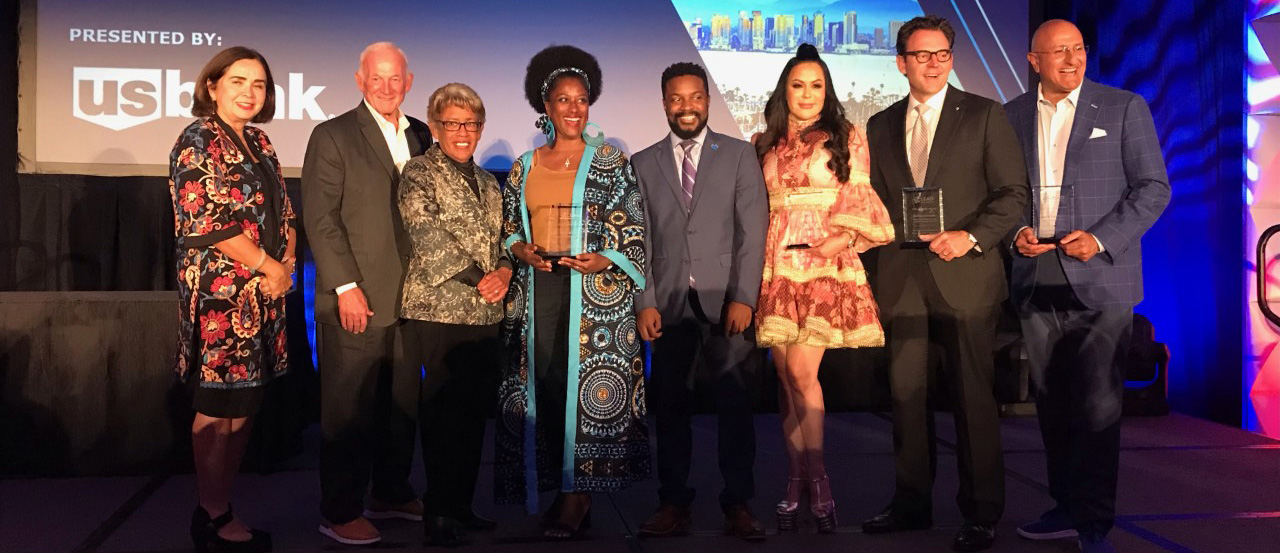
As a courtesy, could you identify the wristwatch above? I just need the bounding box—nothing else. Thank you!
[966,232,982,253]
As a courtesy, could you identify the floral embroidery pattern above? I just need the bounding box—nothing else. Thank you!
[169,118,294,389]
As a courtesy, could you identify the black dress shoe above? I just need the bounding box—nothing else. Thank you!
[952,522,996,552]
[458,511,496,531]
[425,516,468,548]
[860,508,931,534]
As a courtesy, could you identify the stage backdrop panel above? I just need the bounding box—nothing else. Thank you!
[1249,2,1280,438]
[19,0,1026,175]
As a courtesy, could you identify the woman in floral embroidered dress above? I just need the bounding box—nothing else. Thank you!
[753,44,894,533]
[168,46,295,553]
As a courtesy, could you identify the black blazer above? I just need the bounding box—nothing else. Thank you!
[867,87,1028,310]
[302,102,432,327]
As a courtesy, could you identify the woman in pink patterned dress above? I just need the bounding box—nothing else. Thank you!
[753,44,894,533]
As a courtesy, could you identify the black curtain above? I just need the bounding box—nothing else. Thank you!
[2,0,19,291]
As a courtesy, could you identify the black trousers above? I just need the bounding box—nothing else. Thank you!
[648,289,758,510]
[398,319,501,519]
[884,252,1004,524]
[318,321,417,524]
[533,267,572,491]
[1020,256,1131,538]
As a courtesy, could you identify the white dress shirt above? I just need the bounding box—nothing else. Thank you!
[1035,84,1079,239]
[905,84,949,171]
[364,100,412,173]
[336,102,412,296]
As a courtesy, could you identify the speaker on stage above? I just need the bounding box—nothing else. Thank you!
[1123,313,1171,416]
[997,311,1170,417]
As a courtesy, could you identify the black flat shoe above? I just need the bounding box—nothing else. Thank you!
[952,522,996,552]
[425,516,468,548]
[860,507,931,534]
[191,506,272,553]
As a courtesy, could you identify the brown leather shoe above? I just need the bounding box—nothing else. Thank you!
[637,504,692,538]
[724,504,766,542]
[319,516,381,545]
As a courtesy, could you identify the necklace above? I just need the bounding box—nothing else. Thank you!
[563,155,572,168]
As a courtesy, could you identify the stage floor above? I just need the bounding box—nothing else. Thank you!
[3,412,1277,553]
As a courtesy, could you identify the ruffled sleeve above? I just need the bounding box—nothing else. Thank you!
[828,125,894,253]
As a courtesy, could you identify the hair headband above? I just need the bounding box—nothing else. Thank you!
[540,67,589,100]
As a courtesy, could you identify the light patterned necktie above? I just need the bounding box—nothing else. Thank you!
[680,139,697,204]
[910,104,930,187]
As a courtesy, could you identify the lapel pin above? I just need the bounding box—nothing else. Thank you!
[710,143,719,150]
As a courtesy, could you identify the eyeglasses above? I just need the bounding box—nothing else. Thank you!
[902,49,952,63]
[1031,44,1088,59]
[437,120,483,132]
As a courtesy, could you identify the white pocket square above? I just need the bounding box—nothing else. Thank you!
[1089,127,1108,139]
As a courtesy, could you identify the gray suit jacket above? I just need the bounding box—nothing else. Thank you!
[301,103,432,328]
[632,129,768,324]
[1004,79,1170,310]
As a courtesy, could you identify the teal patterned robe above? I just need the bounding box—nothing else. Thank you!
[495,141,649,510]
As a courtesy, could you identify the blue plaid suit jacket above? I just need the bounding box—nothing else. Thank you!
[1003,79,1170,310]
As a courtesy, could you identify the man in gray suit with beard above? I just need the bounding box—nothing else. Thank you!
[303,41,432,546]
[631,62,769,541]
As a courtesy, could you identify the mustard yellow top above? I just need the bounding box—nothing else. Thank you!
[525,155,576,254]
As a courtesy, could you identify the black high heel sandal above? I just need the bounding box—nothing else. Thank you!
[775,477,807,533]
[539,493,565,528]
[809,476,837,534]
[542,496,592,541]
[191,506,272,553]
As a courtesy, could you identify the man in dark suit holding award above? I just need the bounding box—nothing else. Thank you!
[862,16,1028,552]
[1004,20,1170,553]
[631,62,770,541]
[303,42,432,545]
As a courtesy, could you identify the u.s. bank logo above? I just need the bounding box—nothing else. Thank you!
[73,67,166,130]
[72,67,329,131]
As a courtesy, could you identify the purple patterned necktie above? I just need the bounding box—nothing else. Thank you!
[680,139,697,204]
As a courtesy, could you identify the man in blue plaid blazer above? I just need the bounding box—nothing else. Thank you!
[1002,20,1170,553]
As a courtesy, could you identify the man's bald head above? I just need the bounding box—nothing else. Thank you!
[1029,19,1086,102]
[1032,19,1081,51]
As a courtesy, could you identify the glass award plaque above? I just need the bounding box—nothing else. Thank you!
[1032,185,1073,244]
[902,187,943,249]
[536,203,584,262]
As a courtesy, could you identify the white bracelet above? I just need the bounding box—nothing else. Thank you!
[248,248,267,273]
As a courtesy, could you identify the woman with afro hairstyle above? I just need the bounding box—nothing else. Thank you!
[493,44,650,540]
